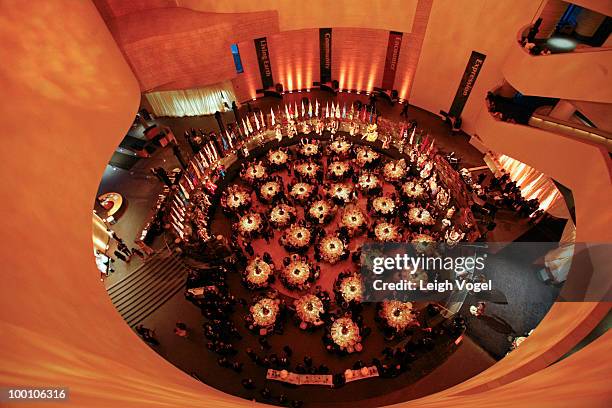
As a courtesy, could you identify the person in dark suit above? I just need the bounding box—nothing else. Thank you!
[171,142,188,170]
[151,167,173,187]
[214,111,225,133]
[232,101,241,124]
[209,132,223,155]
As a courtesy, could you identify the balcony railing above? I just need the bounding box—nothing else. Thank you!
[529,114,612,152]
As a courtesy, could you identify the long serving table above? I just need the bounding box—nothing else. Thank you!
[266,369,334,387]
[344,366,379,383]
[266,365,379,386]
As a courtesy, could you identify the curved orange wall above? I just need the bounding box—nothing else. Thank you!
[0,1,252,406]
[503,46,612,103]
[1,1,611,407]
[409,0,543,134]
[473,114,612,241]
[97,5,279,92]
[95,0,430,99]
[139,0,419,33]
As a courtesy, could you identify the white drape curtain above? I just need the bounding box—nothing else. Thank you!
[145,82,237,117]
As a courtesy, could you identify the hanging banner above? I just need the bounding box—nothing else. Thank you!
[254,37,274,88]
[319,28,332,83]
[381,31,403,90]
[448,50,486,118]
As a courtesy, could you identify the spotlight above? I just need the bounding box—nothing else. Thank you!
[546,36,577,52]
[252,97,256,101]
[306,89,310,92]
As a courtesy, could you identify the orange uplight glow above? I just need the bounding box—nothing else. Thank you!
[346,55,356,91]
[399,73,413,101]
[286,66,294,92]
[276,57,286,91]
[304,62,313,93]
[366,62,378,94]
[356,66,365,92]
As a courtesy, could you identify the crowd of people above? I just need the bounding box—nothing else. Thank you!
[485,91,533,125]
[520,38,552,56]
[122,98,561,404]
[461,166,544,239]
[141,113,481,402]
[95,230,147,279]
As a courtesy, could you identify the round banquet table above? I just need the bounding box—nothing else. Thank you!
[294,294,325,327]
[243,257,274,289]
[289,182,315,203]
[317,236,347,264]
[281,259,317,291]
[281,225,313,252]
[329,316,361,352]
[306,199,335,225]
[269,203,297,229]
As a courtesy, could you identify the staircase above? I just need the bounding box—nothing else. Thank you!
[106,252,188,327]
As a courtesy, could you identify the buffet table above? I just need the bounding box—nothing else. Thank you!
[266,369,334,386]
[344,366,379,383]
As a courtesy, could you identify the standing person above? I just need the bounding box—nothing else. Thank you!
[131,247,146,261]
[400,103,409,118]
[171,142,188,170]
[114,249,128,263]
[117,241,131,257]
[220,131,229,154]
[185,131,199,155]
[174,322,188,338]
[110,231,124,246]
[368,93,377,111]
[232,101,241,124]
[135,325,159,345]
[214,110,225,133]
[184,131,194,154]
[217,164,226,179]
[151,167,173,188]
[209,132,223,156]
